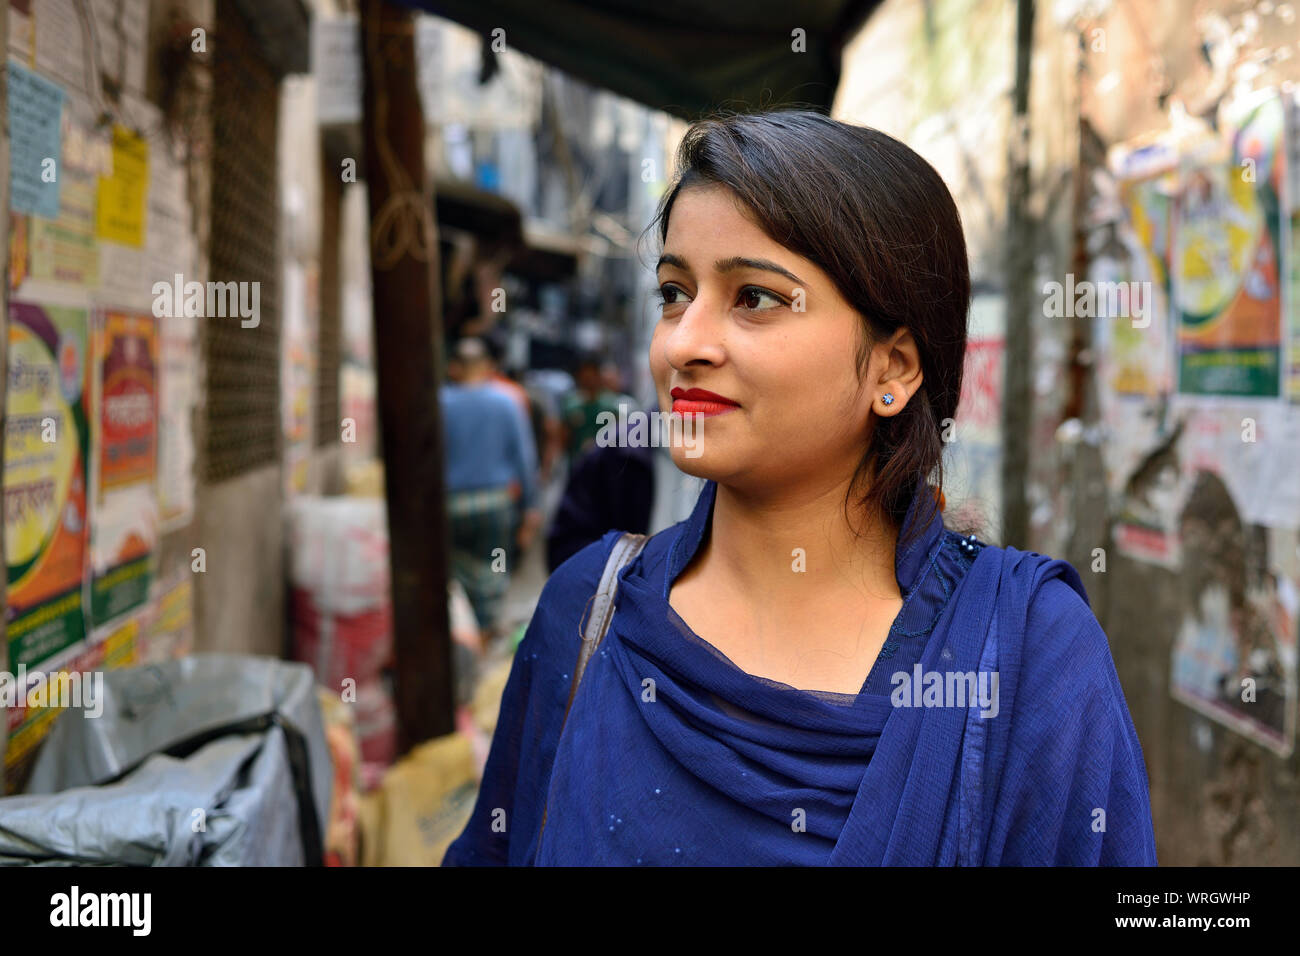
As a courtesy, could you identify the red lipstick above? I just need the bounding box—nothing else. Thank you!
[670,387,740,417]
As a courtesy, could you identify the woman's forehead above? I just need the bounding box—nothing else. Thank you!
[664,185,759,235]
[660,186,818,277]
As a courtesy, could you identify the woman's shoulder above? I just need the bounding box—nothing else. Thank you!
[535,530,625,620]
[962,543,1155,864]
[543,518,678,590]
[534,526,658,613]
[958,536,1093,617]
[1006,546,1102,645]
[972,541,1126,700]
[941,534,1108,662]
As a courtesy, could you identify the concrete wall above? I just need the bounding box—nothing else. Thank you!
[193,464,286,657]
[1109,551,1300,864]
[1068,0,1300,868]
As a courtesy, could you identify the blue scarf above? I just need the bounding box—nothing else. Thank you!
[444,480,1157,865]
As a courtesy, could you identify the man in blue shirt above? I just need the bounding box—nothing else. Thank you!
[441,338,540,651]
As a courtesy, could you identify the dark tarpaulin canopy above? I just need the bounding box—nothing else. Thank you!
[398,0,880,119]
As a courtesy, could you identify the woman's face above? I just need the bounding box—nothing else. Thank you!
[650,184,917,497]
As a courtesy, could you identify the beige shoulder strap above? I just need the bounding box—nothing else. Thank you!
[562,532,649,724]
[535,532,649,859]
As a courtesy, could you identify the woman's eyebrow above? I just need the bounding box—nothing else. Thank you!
[714,256,804,286]
[657,253,805,287]
[656,253,689,272]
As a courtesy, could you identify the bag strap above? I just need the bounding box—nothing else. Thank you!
[561,531,649,726]
[534,531,648,861]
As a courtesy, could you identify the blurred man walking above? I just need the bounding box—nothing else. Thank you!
[441,338,541,654]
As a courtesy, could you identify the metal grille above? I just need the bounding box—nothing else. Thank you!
[204,0,281,481]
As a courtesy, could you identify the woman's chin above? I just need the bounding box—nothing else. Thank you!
[669,446,743,484]
[668,446,719,479]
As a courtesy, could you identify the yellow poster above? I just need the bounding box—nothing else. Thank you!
[95,125,149,248]
[3,616,138,791]
[1174,92,1284,397]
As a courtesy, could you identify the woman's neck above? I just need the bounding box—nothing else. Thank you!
[702,475,901,607]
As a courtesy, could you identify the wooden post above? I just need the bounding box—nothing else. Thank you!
[1001,0,1036,548]
[360,0,454,748]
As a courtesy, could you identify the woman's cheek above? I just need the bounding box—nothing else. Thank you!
[648,330,670,402]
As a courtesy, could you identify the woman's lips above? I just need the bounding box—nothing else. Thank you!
[670,387,739,418]
[672,399,737,417]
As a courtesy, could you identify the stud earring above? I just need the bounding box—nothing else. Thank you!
[881,393,895,406]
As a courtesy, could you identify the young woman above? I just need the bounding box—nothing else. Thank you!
[444,110,1158,866]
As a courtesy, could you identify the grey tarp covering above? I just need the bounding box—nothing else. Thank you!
[0,654,331,866]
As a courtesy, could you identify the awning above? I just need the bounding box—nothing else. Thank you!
[432,179,582,279]
[434,177,524,250]
[397,0,880,119]
[515,222,583,280]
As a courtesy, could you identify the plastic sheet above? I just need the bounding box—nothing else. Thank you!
[0,654,331,866]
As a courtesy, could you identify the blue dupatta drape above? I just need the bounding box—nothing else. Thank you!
[443,479,1157,866]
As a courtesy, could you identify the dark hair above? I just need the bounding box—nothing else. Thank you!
[482,330,508,364]
[649,110,970,541]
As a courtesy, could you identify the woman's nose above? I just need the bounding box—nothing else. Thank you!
[664,295,727,370]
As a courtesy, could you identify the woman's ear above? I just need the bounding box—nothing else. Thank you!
[871,327,923,417]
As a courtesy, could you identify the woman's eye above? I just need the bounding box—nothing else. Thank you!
[657,284,690,306]
[738,286,785,311]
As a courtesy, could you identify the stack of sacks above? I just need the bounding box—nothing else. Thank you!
[318,690,361,866]
[357,732,477,866]
[287,497,395,779]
